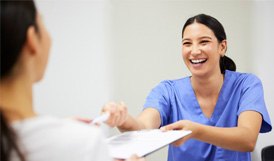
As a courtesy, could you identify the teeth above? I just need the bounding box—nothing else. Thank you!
[191,59,206,64]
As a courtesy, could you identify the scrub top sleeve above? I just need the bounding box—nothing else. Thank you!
[143,81,172,126]
[238,74,272,133]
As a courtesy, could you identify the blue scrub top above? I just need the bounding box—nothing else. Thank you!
[144,70,272,161]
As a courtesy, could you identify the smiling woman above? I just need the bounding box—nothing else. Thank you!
[101,13,272,161]
[181,14,235,77]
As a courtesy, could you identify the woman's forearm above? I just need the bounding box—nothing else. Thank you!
[196,125,257,151]
[195,111,262,151]
[118,108,161,132]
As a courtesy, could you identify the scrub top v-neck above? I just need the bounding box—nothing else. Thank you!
[180,75,228,125]
[143,70,272,161]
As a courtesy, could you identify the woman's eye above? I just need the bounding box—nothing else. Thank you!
[200,40,209,45]
[183,42,191,46]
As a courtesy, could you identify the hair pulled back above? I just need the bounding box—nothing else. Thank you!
[1,1,38,161]
[182,14,236,74]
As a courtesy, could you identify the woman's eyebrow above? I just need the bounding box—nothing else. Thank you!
[182,38,191,42]
[182,36,212,42]
[199,36,212,40]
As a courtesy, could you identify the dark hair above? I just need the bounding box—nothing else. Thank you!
[1,1,38,161]
[0,111,25,161]
[1,0,38,78]
[182,14,236,74]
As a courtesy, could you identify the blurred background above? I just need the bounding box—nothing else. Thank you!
[35,0,273,160]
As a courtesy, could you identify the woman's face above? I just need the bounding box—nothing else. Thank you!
[182,22,226,78]
[34,14,51,82]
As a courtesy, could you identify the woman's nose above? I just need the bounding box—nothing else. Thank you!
[191,45,201,56]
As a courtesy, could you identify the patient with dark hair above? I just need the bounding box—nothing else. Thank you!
[0,1,144,161]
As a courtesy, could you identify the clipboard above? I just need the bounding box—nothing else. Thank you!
[106,129,192,159]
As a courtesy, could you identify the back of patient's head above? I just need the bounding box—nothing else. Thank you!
[1,0,38,78]
[1,2,37,161]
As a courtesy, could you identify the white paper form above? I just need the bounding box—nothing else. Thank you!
[106,129,192,159]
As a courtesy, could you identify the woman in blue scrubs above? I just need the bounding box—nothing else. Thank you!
[103,14,272,161]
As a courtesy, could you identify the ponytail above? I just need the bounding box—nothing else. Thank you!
[0,110,25,161]
[220,55,236,74]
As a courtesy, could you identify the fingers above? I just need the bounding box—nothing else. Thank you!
[126,154,145,161]
[102,101,128,127]
[104,102,118,126]
[160,122,186,146]
[160,121,185,131]
[115,102,128,126]
[160,120,194,146]
[172,137,188,146]
[76,117,92,124]
[70,117,92,124]
[113,155,145,161]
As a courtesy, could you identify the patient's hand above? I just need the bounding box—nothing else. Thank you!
[75,117,92,124]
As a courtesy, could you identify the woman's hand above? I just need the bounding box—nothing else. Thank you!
[102,101,128,127]
[160,120,200,146]
[114,155,145,161]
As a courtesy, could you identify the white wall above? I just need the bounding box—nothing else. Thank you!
[251,1,274,160]
[34,0,273,161]
[34,0,112,119]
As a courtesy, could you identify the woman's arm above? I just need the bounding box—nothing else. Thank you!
[119,108,161,131]
[102,102,161,132]
[161,110,262,152]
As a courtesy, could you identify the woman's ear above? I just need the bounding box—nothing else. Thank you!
[24,26,39,56]
[219,40,227,56]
